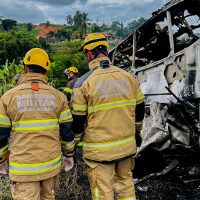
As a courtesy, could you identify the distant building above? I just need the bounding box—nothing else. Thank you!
[102,32,115,40]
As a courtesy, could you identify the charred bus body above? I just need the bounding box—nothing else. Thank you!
[109,0,200,154]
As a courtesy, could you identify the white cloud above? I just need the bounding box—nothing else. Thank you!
[88,0,154,5]
[0,0,165,24]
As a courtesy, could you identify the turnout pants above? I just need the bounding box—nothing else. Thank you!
[11,175,58,200]
[85,157,136,200]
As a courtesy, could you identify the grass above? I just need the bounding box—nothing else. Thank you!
[0,150,91,200]
[0,175,12,200]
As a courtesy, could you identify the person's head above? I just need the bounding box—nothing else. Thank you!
[23,48,50,74]
[64,66,78,80]
[79,33,109,62]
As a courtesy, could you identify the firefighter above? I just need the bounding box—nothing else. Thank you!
[64,66,79,101]
[72,33,145,200]
[0,48,75,200]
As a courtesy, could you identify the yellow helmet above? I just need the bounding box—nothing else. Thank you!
[64,66,79,74]
[24,48,50,71]
[79,33,109,52]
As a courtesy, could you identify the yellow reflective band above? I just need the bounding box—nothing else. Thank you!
[9,155,62,175]
[83,135,135,150]
[0,114,11,127]
[77,141,83,147]
[61,140,75,150]
[12,119,59,131]
[94,186,100,200]
[73,104,87,112]
[64,87,73,94]
[136,90,144,103]
[88,99,136,114]
[118,196,136,200]
[0,145,8,156]
[59,109,72,123]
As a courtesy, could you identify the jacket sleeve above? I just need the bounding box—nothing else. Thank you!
[59,95,75,157]
[63,87,73,102]
[63,79,77,102]
[0,98,11,163]
[135,80,145,131]
[71,86,87,146]
[135,84,145,147]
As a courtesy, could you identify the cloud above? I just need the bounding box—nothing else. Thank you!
[88,0,154,5]
[0,0,46,23]
[0,0,167,24]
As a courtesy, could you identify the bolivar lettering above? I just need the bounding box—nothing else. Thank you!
[16,94,55,113]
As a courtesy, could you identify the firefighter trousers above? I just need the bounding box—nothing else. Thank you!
[10,175,59,200]
[85,157,136,200]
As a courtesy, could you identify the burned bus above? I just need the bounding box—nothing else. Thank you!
[109,0,200,154]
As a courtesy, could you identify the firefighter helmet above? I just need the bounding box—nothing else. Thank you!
[79,33,109,53]
[24,48,50,71]
[64,66,79,74]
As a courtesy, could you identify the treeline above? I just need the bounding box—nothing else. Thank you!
[62,11,146,40]
[0,13,146,41]
[0,13,146,93]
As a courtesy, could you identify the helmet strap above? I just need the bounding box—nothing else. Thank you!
[87,51,96,62]
[24,65,28,73]
[87,46,108,62]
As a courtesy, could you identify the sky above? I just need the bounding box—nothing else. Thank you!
[0,0,168,24]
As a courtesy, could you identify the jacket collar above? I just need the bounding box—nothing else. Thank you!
[18,73,48,85]
[89,57,111,70]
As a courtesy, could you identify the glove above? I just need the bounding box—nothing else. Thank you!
[135,130,142,147]
[63,157,74,172]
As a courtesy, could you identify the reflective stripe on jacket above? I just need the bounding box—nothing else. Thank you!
[72,57,144,162]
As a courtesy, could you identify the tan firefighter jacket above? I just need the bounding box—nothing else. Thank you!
[64,78,78,101]
[72,57,144,162]
[0,73,74,182]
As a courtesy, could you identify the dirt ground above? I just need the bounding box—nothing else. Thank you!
[1,150,200,200]
[56,149,200,200]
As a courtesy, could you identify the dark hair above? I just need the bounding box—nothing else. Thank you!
[26,65,47,74]
[91,45,108,55]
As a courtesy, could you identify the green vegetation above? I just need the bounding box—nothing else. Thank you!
[0,12,146,94]
[0,31,41,65]
[48,41,88,89]
[0,60,23,95]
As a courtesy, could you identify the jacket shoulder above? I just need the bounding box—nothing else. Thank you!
[114,66,138,80]
[74,70,93,88]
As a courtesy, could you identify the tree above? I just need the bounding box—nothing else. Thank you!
[110,21,121,32]
[46,20,50,27]
[73,11,83,38]
[91,23,102,32]
[0,31,41,65]
[26,23,33,32]
[82,12,89,36]
[128,17,146,31]
[116,22,124,37]
[2,19,17,31]
[66,15,73,26]
[57,27,73,41]
[48,41,88,89]
[123,17,146,37]
[0,60,24,95]
[101,23,109,32]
